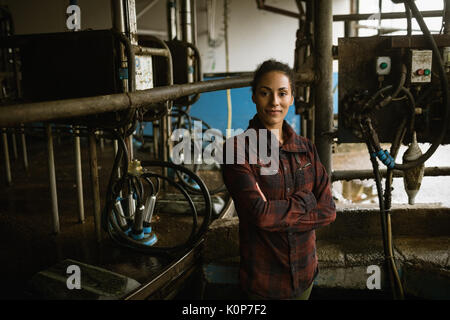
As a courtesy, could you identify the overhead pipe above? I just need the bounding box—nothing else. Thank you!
[0,75,253,127]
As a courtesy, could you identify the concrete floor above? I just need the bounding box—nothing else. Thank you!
[0,130,189,299]
[1,130,449,299]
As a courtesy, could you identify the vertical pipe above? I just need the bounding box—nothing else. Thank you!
[89,132,102,243]
[153,121,159,159]
[167,0,178,40]
[111,0,126,34]
[314,0,333,175]
[46,124,60,234]
[20,125,28,170]
[2,130,12,186]
[73,127,85,223]
[191,0,198,46]
[161,116,169,184]
[224,0,232,137]
[306,0,314,142]
[181,0,192,43]
[181,0,194,83]
[11,133,18,160]
[444,0,450,35]
[301,117,307,137]
[113,139,123,197]
[100,130,105,151]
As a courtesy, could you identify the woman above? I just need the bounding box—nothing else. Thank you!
[222,59,336,300]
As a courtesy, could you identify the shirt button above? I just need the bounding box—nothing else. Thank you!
[287,187,290,193]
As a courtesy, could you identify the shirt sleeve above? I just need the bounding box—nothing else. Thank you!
[292,141,336,232]
[222,138,336,233]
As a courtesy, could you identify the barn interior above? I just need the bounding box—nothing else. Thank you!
[0,0,449,300]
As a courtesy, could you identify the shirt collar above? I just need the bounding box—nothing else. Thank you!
[247,114,308,153]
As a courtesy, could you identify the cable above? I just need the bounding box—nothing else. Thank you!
[404,2,412,37]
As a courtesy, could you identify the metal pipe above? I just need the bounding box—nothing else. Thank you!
[133,46,170,57]
[333,10,443,22]
[113,139,123,198]
[46,124,60,234]
[73,127,85,223]
[331,166,450,182]
[181,0,193,44]
[11,133,17,159]
[314,0,333,175]
[111,0,126,34]
[167,0,178,40]
[1,130,11,186]
[0,75,253,127]
[191,0,198,46]
[89,131,102,243]
[20,125,28,170]
[444,0,450,35]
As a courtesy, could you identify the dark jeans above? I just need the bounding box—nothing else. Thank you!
[247,282,313,300]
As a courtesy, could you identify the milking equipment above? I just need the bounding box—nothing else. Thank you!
[336,0,450,299]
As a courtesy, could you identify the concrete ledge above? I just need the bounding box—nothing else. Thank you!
[203,214,450,299]
[318,203,450,239]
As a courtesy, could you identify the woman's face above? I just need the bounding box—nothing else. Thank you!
[252,71,294,130]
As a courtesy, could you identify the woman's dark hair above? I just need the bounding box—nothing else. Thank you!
[251,59,295,95]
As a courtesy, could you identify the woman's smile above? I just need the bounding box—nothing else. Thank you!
[252,71,294,132]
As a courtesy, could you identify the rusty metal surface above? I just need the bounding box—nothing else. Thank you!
[124,240,203,300]
[0,75,253,127]
[331,166,450,182]
[390,34,450,48]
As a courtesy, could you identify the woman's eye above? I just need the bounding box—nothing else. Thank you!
[279,92,288,97]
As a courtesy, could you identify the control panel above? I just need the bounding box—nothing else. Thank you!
[410,49,432,83]
[376,56,391,76]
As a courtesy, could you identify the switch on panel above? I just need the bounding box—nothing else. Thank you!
[410,50,432,83]
[376,56,391,75]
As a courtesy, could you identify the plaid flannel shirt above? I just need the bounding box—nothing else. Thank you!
[222,114,336,299]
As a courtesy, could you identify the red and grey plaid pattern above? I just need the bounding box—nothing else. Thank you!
[222,114,336,299]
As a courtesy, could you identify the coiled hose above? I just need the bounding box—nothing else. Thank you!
[101,129,212,256]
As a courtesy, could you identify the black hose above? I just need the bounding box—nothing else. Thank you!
[363,122,403,300]
[141,160,212,239]
[404,2,412,37]
[102,131,212,255]
[383,118,407,300]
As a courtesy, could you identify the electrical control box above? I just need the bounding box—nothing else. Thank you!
[376,56,391,75]
[410,49,432,83]
[338,35,450,144]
